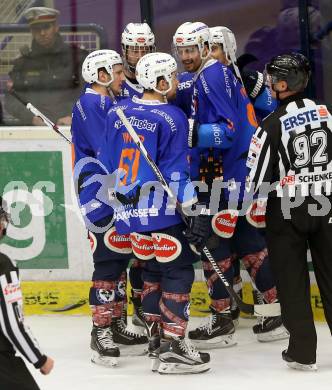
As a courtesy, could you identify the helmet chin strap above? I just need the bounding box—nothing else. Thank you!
[96,72,115,100]
[97,78,113,87]
[124,59,136,76]
[153,80,172,100]
[106,86,116,102]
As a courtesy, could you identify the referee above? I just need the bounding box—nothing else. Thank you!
[246,53,332,371]
[0,197,54,389]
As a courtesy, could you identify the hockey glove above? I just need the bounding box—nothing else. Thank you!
[183,203,210,252]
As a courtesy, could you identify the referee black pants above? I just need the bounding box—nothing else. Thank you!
[0,353,40,390]
[265,196,332,364]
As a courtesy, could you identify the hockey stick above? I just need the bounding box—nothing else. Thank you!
[115,108,281,317]
[10,90,72,144]
[45,299,87,312]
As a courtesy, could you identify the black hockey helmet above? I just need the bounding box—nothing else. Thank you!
[265,53,310,92]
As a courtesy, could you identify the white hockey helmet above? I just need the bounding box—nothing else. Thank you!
[82,49,122,86]
[136,52,177,95]
[173,22,210,59]
[121,23,156,73]
[209,26,237,62]
[121,22,155,47]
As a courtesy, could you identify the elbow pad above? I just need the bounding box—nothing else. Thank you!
[197,123,233,149]
[254,87,278,117]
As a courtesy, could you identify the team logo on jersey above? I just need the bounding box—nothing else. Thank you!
[222,65,232,98]
[183,302,191,320]
[88,232,97,254]
[211,209,239,238]
[104,227,132,254]
[246,154,257,169]
[298,170,332,183]
[116,281,126,298]
[280,175,295,187]
[114,116,157,132]
[318,106,329,119]
[130,233,155,260]
[178,79,193,91]
[281,108,319,131]
[4,282,22,304]
[151,233,182,263]
[122,87,130,97]
[115,206,159,221]
[246,200,266,228]
[96,289,115,304]
[208,285,214,297]
[245,175,252,192]
[250,135,263,151]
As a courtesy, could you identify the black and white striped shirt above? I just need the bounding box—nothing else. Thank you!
[0,252,46,368]
[246,93,332,198]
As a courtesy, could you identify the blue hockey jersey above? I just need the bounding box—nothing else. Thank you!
[172,72,195,118]
[121,78,144,99]
[71,87,116,224]
[192,59,258,202]
[98,96,196,234]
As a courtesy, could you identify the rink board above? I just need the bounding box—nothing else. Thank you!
[21,280,326,321]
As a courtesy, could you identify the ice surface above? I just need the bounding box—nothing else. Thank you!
[25,316,332,390]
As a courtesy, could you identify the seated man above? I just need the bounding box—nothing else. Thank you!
[4,6,87,126]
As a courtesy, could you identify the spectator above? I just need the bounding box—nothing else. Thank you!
[4,6,87,126]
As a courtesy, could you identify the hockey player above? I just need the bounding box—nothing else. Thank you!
[71,49,147,367]
[121,22,156,327]
[121,22,156,99]
[173,22,288,348]
[0,197,54,389]
[209,26,236,66]
[246,53,332,371]
[98,52,211,374]
[208,25,278,319]
[209,26,277,121]
[171,25,201,118]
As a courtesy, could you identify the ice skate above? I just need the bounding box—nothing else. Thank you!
[90,325,119,367]
[145,321,161,372]
[188,308,236,349]
[282,350,317,371]
[253,315,289,342]
[230,298,240,328]
[158,337,210,374]
[111,318,148,356]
